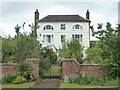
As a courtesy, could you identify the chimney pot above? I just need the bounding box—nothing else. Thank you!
[35,9,39,22]
[86,10,90,20]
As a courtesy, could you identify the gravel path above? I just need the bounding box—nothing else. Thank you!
[30,80,61,88]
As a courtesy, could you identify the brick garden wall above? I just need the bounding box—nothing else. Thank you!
[26,58,39,79]
[0,63,19,79]
[62,59,106,80]
[0,58,39,79]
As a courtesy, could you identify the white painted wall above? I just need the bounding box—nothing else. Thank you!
[37,22,90,50]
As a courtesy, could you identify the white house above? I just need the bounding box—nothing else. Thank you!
[35,9,91,57]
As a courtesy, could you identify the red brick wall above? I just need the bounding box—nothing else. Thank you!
[26,58,39,79]
[62,59,105,80]
[0,58,40,79]
[0,63,19,79]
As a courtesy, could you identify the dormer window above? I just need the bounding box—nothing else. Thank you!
[73,24,83,30]
[43,25,54,30]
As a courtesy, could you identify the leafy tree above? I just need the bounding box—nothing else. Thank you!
[2,24,41,63]
[61,40,83,64]
[15,24,21,36]
[90,22,119,78]
[29,23,40,38]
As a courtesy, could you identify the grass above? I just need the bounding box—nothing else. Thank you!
[59,83,118,88]
[1,81,36,88]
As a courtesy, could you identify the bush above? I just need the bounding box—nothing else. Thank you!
[74,74,118,86]
[19,62,33,81]
[13,76,25,84]
[61,40,83,63]
[3,74,17,84]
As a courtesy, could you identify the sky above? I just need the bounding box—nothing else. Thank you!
[0,1,119,40]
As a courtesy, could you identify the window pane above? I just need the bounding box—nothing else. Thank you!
[61,24,65,30]
[43,25,54,30]
[61,35,65,43]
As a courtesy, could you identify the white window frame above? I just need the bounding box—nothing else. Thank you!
[43,24,54,30]
[60,24,66,30]
[72,34,83,43]
[42,34,54,44]
[72,24,83,30]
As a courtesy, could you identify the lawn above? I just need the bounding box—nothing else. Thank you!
[60,83,118,88]
[1,81,35,88]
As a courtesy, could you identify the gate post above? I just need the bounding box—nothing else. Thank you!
[26,58,40,79]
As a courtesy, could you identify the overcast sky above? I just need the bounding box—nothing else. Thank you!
[0,1,119,40]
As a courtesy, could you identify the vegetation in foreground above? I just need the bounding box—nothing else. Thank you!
[60,83,118,88]
[1,81,35,88]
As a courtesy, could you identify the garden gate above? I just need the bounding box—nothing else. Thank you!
[41,64,62,79]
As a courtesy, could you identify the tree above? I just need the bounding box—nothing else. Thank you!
[61,40,83,64]
[15,24,21,36]
[29,23,40,38]
[90,22,119,78]
[2,23,41,63]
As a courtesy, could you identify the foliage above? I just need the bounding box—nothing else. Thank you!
[39,46,58,74]
[13,76,25,84]
[29,23,40,38]
[60,83,117,88]
[86,22,120,78]
[3,75,17,84]
[19,62,33,81]
[2,34,40,63]
[74,73,118,86]
[2,81,36,88]
[14,24,21,36]
[85,41,108,64]
[2,23,41,63]
[61,40,83,63]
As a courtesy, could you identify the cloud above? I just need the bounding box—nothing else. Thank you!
[0,2,118,40]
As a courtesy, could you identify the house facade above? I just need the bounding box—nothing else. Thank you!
[35,9,91,57]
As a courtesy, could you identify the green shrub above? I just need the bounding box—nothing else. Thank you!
[3,74,17,84]
[19,62,33,81]
[74,75,90,85]
[61,40,83,63]
[74,74,118,86]
[104,78,118,86]
[13,76,25,84]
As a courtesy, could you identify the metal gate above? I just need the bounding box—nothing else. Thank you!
[41,64,62,79]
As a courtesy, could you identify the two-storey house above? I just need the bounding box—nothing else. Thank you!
[35,9,91,57]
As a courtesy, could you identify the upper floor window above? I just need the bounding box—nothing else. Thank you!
[61,24,65,30]
[73,24,83,30]
[43,25,54,30]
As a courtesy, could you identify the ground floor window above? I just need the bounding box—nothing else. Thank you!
[72,34,83,43]
[61,35,65,43]
[43,35,53,43]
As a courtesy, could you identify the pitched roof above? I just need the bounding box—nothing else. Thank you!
[38,15,90,22]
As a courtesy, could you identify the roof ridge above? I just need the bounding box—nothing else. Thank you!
[38,15,90,22]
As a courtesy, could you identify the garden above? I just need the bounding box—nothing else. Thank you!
[1,22,120,88]
[60,22,120,88]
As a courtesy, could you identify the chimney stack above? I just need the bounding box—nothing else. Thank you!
[86,10,90,20]
[35,9,39,22]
